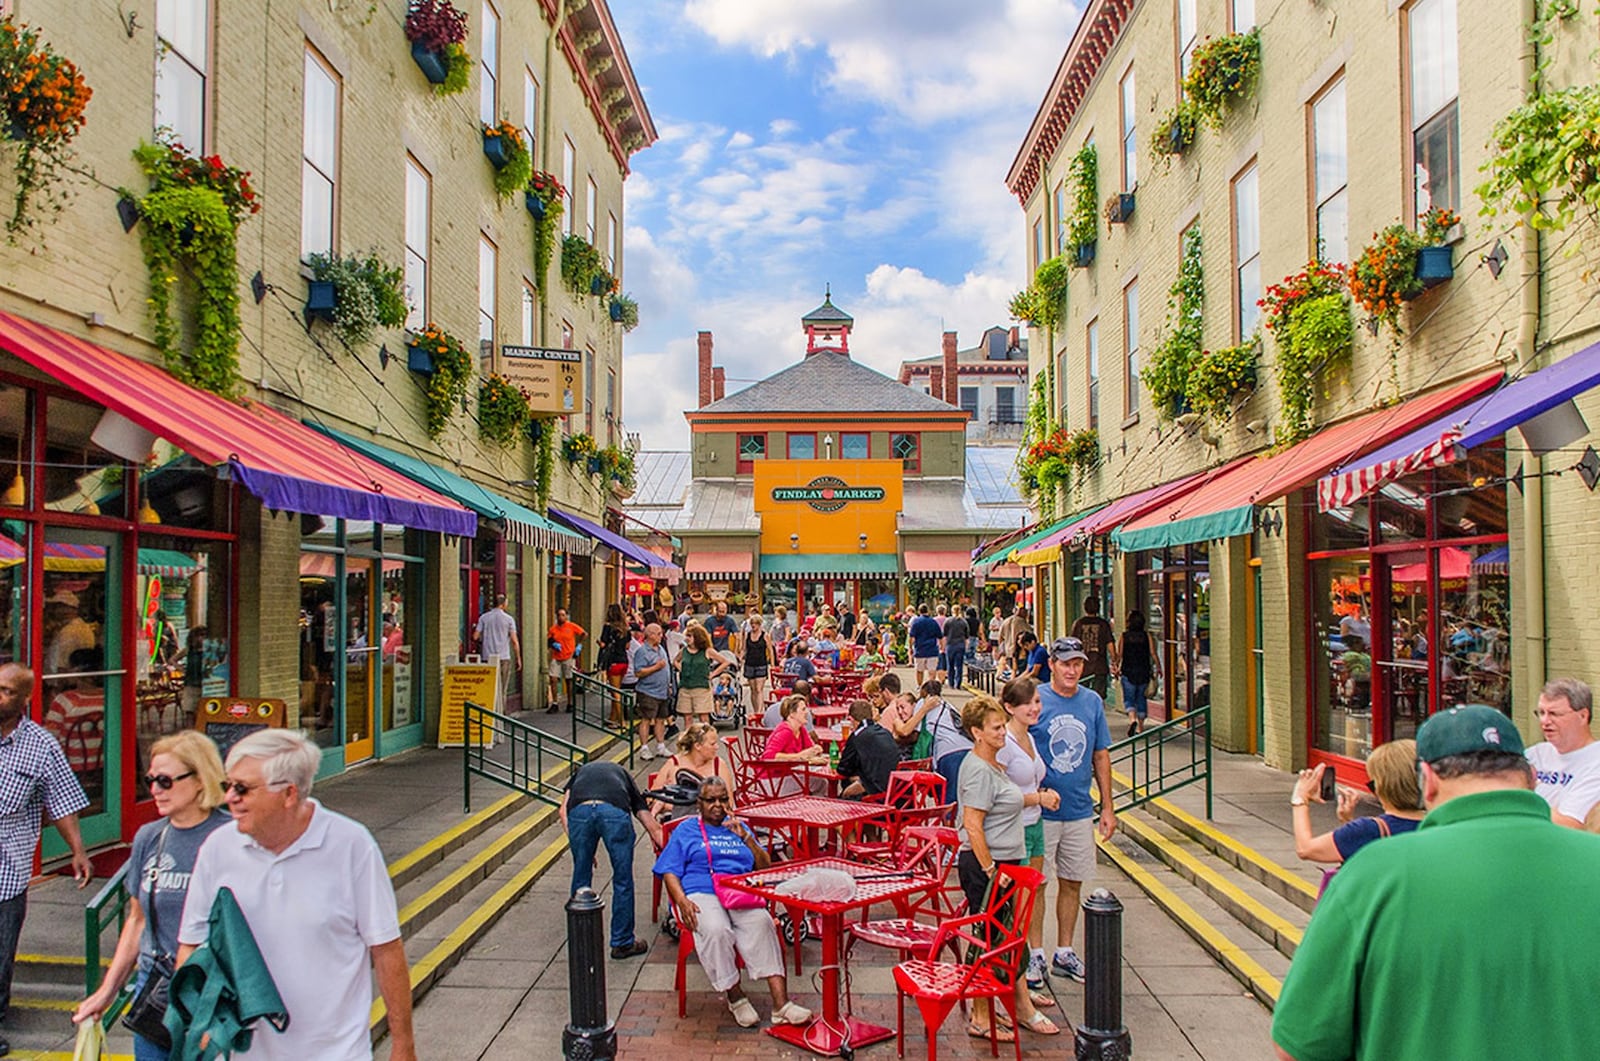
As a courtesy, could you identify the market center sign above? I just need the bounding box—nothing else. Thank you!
[771,475,886,513]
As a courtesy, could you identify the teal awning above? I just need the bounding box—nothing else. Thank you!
[1111,506,1256,553]
[138,548,202,576]
[759,553,899,578]
[974,503,1106,568]
[311,426,590,554]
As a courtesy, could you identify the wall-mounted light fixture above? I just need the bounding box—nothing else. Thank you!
[823,433,834,459]
[790,532,800,551]
[858,532,868,551]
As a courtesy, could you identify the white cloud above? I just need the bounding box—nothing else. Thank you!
[726,131,754,149]
[768,118,799,137]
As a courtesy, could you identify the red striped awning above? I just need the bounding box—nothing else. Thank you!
[0,311,477,537]
[684,550,753,579]
[903,549,973,577]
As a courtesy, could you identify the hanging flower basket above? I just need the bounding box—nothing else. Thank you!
[524,190,546,220]
[608,299,624,322]
[590,274,607,295]
[406,341,434,374]
[586,454,603,475]
[1105,192,1135,225]
[483,131,513,169]
[303,279,337,323]
[410,42,450,85]
[1074,241,1097,268]
[1415,245,1454,288]
[404,0,470,97]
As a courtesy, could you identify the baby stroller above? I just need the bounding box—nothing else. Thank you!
[709,667,746,730]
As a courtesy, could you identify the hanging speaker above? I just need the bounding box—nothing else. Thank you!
[1518,399,1589,456]
[90,408,159,463]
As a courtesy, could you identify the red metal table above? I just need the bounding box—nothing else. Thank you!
[755,760,846,800]
[721,857,938,1057]
[738,795,878,859]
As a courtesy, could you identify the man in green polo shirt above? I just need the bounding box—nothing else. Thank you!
[1273,703,1600,1061]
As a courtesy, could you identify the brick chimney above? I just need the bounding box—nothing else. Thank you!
[712,366,726,402]
[1008,326,1020,352]
[697,331,714,408]
[942,331,959,404]
[930,365,944,403]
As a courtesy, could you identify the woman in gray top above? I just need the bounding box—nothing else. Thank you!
[74,731,232,1060]
[957,695,1060,1040]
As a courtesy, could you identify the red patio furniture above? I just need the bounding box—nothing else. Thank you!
[650,816,686,923]
[845,771,949,863]
[892,863,1045,1061]
[842,825,962,1006]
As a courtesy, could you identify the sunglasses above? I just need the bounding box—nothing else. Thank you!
[221,779,283,798]
[143,771,195,791]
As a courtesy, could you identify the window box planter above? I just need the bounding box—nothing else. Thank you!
[525,190,547,220]
[1166,115,1193,154]
[590,274,606,296]
[586,455,603,475]
[410,42,450,85]
[303,280,337,323]
[1074,241,1096,268]
[1106,192,1135,224]
[406,342,434,374]
[483,131,513,169]
[609,299,624,322]
[1415,245,1453,289]
[1167,394,1192,419]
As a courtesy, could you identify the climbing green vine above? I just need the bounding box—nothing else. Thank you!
[1066,143,1098,256]
[1141,227,1205,418]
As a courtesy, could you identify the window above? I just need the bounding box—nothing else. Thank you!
[584,347,595,434]
[585,176,597,243]
[1120,69,1137,191]
[300,48,339,260]
[605,367,617,443]
[561,319,573,349]
[479,1,499,126]
[1054,183,1068,254]
[1124,280,1141,416]
[787,433,816,460]
[1033,219,1045,271]
[561,138,576,236]
[1087,319,1101,430]
[520,283,536,345]
[1233,162,1262,338]
[478,235,496,363]
[522,69,539,155]
[1056,350,1070,426]
[841,432,869,460]
[156,0,208,149]
[1312,77,1349,263]
[891,432,920,473]
[959,386,980,419]
[1177,0,1198,79]
[996,386,1016,424]
[1231,0,1256,30]
[607,213,618,274]
[737,433,766,473]
[403,157,430,330]
[1408,0,1459,215]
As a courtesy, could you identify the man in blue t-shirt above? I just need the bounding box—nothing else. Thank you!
[1020,632,1048,681]
[908,604,943,688]
[1028,636,1116,988]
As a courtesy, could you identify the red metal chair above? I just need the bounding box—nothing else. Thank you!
[671,896,752,1018]
[892,863,1045,1060]
[649,816,685,922]
[725,738,783,805]
[898,758,933,774]
[843,825,963,1007]
[844,771,948,862]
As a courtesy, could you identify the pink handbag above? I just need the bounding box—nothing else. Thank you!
[701,819,764,909]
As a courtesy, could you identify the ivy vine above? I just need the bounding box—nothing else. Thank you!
[1067,142,1098,252]
[1141,227,1205,418]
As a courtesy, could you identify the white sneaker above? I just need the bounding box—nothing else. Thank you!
[728,996,759,1028]
[771,1001,813,1026]
[1026,951,1048,988]
[657,741,672,757]
[639,743,654,761]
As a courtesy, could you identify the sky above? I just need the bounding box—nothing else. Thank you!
[608,0,1086,452]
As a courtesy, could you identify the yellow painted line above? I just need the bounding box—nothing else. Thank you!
[1099,838,1281,1008]
[1119,815,1302,953]
[387,791,523,884]
[1111,768,1319,904]
[21,1054,133,1060]
[17,954,104,967]
[11,998,78,1012]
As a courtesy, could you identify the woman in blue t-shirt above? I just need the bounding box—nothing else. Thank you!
[1291,739,1424,873]
[73,731,232,1060]
[654,777,813,1029]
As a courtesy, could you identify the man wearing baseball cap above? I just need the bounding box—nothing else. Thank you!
[1272,704,1600,1060]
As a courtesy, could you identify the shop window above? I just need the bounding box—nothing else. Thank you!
[787,433,816,460]
[891,432,920,473]
[155,0,209,150]
[1433,446,1508,538]
[841,432,869,460]
[404,156,430,330]
[43,394,129,520]
[139,449,226,530]
[737,433,766,472]
[1312,556,1373,761]
[300,47,340,259]
[1407,0,1459,216]
[1375,482,1427,543]
[1312,77,1349,264]
[136,534,230,775]
[479,1,499,126]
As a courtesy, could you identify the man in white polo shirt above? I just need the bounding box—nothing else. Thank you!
[177,730,416,1060]
[1526,676,1600,828]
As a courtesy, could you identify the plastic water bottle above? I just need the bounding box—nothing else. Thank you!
[828,740,839,770]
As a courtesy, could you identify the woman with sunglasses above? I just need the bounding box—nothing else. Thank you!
[73,731,229,1058]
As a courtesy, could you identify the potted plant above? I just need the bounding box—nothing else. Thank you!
[1153,104,1198,158]
[404,0,470,96]
[478,373,532,445]
[562,431,598,467]
[408,323,473,438]
[482,120,532,200]
[598,445,636,496]
[1479,83,1600,233]
[1185,339,1259,420]
[1350,225,1427,335]
[1414,207,1459,288]
[1141,227,1205,419]
[609,293,639,331]
[1105,191,1135,225]
[1008,255,1069,331]
[1067,142,1098,267]
[560,234,604,297]
[0,20,92,236]
[1183,29,1262,129]
[303,251,409,347]
[527,170,566,289]
[1262,260,1353,443]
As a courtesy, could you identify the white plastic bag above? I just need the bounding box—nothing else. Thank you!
[72,1019,105,1061]
[772,867,858,902]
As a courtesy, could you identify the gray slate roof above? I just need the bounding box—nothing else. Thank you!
[698,352,958,415]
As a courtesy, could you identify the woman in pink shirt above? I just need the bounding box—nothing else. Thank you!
[762,695,827,795]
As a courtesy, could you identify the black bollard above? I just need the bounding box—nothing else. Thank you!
[563,887,618,1060]
[1075,887,1133,1060]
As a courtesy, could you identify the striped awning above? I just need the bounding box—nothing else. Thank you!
[759,553,899,579]
[684,550,753,580]
[903,550,973,577]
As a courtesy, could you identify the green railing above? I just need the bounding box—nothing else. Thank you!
[84,862,132,1030]
[463,700,589,811]
[1105,705,1213,819]
[570,671,635,768]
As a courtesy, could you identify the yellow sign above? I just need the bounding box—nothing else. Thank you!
[754,459,902,556]
[500,345,585,415]
[438,662,501,748]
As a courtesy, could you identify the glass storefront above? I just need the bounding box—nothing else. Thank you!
[1134,543,1210,720]
[1308,445,1510,770]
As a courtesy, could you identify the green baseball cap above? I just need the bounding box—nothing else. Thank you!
[1416,703,1525,762]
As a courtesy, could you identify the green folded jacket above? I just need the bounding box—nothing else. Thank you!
[164,887,290,1060]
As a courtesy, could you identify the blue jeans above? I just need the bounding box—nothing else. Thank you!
[567,802,638,948]
[0,889,25,1021]
[947,645,967,690]
[1121,676,1148,720]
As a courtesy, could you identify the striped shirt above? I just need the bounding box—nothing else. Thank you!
[0,718,89,900]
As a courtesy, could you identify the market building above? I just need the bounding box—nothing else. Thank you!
[996,0,1600,781]
[624,297,1030,622]
[0,0,661,853]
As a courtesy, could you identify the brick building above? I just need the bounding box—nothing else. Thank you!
[996,0,1600,779]
[898,327,1030,445]
[0,0,658,851]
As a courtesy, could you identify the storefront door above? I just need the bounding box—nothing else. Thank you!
[41,527,122,851]
[343,559,377,764]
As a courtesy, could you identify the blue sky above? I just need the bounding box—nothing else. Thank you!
[609,0,1086,451]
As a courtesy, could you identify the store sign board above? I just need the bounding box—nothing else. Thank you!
[772,476,887,513]
[500,345,584,415]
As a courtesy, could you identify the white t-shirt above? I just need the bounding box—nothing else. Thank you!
[179,802,401,1061]
[475,607,518,658]
[1526,740,1600,823]
[996,729,1047,825]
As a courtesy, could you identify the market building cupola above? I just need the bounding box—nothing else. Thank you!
[801,286,853,357]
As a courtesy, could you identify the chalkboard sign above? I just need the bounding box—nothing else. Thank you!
[198,697,287,759]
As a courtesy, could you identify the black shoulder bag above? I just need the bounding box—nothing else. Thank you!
[123,824,176,1049]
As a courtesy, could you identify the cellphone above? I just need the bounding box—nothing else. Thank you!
[1319,768,1338,802]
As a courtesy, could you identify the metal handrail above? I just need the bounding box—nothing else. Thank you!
[462,700,589,811]
[570,672,635,768]
[1105,705,1213,819]
[84,861,131,1030]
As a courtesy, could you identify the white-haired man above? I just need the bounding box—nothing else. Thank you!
[177,730,415,1060]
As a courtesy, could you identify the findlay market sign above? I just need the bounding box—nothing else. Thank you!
[771,476,886,514]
